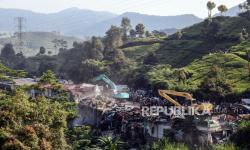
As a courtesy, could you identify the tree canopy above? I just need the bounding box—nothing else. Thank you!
[218,5,228,16]
[135,23,145,38]
[207,1,216,18]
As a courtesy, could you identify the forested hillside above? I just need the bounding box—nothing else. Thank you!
[1,8,250,103]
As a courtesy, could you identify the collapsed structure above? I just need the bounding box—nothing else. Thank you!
[0,76,249,147]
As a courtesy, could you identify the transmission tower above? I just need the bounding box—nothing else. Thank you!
[15,17,26,51]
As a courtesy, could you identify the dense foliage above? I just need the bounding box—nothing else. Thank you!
[0,89,71,149]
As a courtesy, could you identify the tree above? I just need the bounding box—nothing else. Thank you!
[112,49,126,67]
[198,65,232,100]
[145,31,151,37]
[39,46,46,55]
[201,19,220,41]
[238,2,250,19]
[0,63,26,80]
[98,136,123,150]
[0,89,75,150]
[121,17,132,40]
[90,36,104,60]
[218,5,228,16]
[143,52,158,65]
[0,43,17,68]
[66,126,94,149]
[51,39,68,51]
[230,120,250,150]
[207,1,216,18]
[152,30,167,37]
[1,43,15,59]
[241,2,250,11]
[80,59,109,82]
[129,29,136,38]
[92,37,104,52]
[39,70,58,85]
[105,25,123,50]
[135,23,145,38]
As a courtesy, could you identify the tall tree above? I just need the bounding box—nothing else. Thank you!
[90,36,104,60]
[129,29,136,38]
[121,17,132,40]
[218,5,228,16]
[105,25,123,50]
[135,23,145,38]
[39,70,58,85]
[39,46,46,55]
[0,43,16,68]
[1,43,15,58]
[207,1,216,18]
[145,31,151,37]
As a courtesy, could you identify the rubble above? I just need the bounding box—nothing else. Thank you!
[0,78,249,147]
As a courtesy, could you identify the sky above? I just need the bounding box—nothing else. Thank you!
[0,0,246,18]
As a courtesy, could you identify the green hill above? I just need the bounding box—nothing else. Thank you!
[118,16,250,68]
[185,53,249,93]
[118,16,250,95]
[154,16,250,67]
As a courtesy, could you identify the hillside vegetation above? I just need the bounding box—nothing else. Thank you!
[151,16,250,67]
[116,15,250,99]
[1,13,250,102]
[185,53,249,93]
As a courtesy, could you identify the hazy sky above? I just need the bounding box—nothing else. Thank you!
[0,0,246,18]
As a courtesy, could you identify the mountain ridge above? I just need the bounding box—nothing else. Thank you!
[0,7,202,37]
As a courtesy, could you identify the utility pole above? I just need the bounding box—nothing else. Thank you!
[15,17,26,51]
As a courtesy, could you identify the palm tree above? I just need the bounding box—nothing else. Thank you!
[207,1,216,18]
[98,136,123,150]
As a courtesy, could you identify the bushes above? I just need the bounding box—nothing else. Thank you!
[0,89,75,149]
[1,138,30,150]
[230,121,250,150]
[145,65,191,90]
